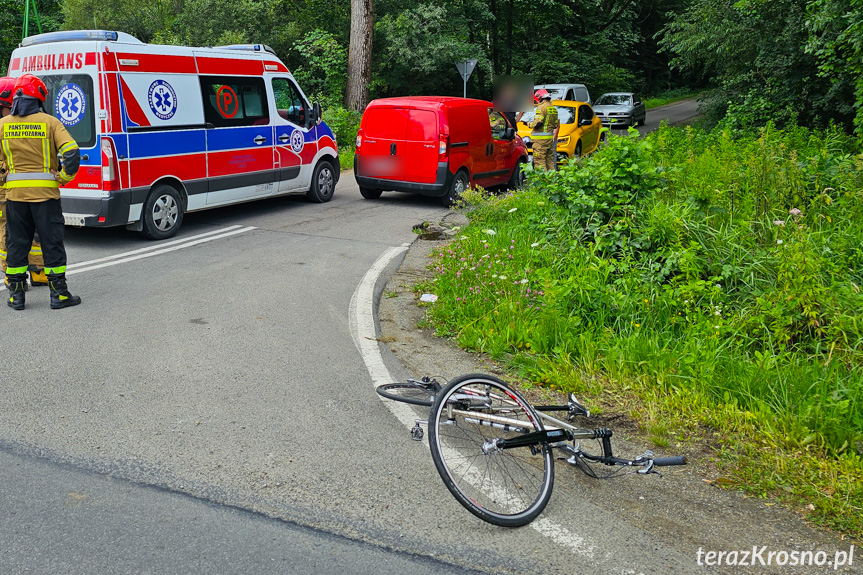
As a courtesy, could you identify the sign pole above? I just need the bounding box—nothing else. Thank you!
[455,59,478,99]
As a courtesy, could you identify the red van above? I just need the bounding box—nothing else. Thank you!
[354,97,528,205]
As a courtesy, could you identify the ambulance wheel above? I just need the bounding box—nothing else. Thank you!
[360,187,382,199]
[142,185,184,240]
[307,160,336,203]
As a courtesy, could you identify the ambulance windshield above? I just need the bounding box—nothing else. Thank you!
[41,74,96,149]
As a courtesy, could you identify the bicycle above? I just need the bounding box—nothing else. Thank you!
[376,373,686,527]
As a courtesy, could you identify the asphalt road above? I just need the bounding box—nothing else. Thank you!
[609,98,700,135]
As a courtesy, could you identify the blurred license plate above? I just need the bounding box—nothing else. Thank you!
[63,215,86,227]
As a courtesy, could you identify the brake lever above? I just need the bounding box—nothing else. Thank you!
[566,392,590,420]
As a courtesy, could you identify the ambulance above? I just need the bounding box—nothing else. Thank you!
[7,30,339,239]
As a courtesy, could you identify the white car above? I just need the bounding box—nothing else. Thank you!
[534,83,591,104]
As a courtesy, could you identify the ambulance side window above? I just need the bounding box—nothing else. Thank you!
[200,76,269,127]
[271,78,307,127]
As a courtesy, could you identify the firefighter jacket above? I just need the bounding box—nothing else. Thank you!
[0,108,79,202]
[529,102,559,140]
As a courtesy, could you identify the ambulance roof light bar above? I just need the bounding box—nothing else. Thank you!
[217,44,278,57]
[21,30,143,47]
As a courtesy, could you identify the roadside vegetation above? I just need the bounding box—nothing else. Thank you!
[642,88,702,110]
[419,124,863,538]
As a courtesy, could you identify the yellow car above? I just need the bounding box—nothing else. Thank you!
[517,100,604,165]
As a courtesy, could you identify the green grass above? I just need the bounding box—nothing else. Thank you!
[338,146,354,172]
[643,89,702,109]
[422,124,863,538]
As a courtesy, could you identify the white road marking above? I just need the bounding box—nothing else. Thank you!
[349,244,594,557]
[67,225,245,270]
[67,227,256,276]
[1,226,255,290]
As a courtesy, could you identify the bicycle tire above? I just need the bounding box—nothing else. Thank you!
[428,373,554,527]
[376,382,440,406]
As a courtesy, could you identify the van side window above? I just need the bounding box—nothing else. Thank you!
[488,110,508,140]
[271,78,307,127]
[200,76,269,127]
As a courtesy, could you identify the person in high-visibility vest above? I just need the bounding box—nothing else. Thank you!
[529,89,559,172]
[1,74,81,310]
[0,76,48,290]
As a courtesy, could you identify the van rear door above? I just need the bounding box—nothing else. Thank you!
[403,109,438,184]
[357,106,408,181]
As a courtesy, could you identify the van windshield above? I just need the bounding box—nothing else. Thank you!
[41,74,96,149]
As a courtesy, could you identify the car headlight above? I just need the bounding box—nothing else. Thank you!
[557,136,570,145]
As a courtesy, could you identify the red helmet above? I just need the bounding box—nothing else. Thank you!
[533,89,551,104]
[0,76,15,108]
[14,74,48,102]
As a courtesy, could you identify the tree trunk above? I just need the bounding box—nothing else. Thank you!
[344,0,374,111]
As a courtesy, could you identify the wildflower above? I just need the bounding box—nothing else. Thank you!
[508,208,518,213]
[773,220,785,226]
[483,229,497,235]
[531,242,540,248]
[777,239,783,245]
[520,279,529,284]
[499,275,507,280]
[789,208,802,216]
[460,236,468,240]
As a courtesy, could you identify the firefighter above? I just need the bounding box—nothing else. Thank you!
[529,89,559,172]
[1,73,81,310]
[0,76,48,289]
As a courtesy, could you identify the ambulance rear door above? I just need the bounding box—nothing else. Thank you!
[9,43,104,215]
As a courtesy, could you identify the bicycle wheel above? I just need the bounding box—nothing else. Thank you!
[376,381,440,406]
[428,374,554,527]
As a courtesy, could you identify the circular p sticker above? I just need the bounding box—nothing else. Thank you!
[55,83,86,127]
[148,80,177,120]
[216,85,239,119]
[290,129,304,153]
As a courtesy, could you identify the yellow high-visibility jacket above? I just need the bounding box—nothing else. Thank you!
[0,112,79,202]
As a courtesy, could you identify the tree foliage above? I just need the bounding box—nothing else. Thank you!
[661,0,858,135]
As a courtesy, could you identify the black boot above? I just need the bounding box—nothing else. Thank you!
[48,273,81,309]
[6,273,27,310]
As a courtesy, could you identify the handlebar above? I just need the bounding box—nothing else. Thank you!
[652,456,687,466]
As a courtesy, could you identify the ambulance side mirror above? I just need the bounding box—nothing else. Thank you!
[312,102,322,127]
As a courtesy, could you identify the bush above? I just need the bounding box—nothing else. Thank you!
[421,123,863,536]
[322,106,362,149]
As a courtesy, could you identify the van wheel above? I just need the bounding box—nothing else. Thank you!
[142,184,183,240]
[307,160,336,203]
[507,159,526,190]
[442,170,469,207]
[359,186,382,199]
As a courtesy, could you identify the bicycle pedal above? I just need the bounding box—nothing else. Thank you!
[411,420,426,441]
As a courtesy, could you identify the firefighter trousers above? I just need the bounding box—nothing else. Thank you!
[4,199,66,274]
[0,195,45,273]
[532,140,556,172]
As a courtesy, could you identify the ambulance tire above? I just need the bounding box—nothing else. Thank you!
[307,160,336,203]
[142,185,184,240]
